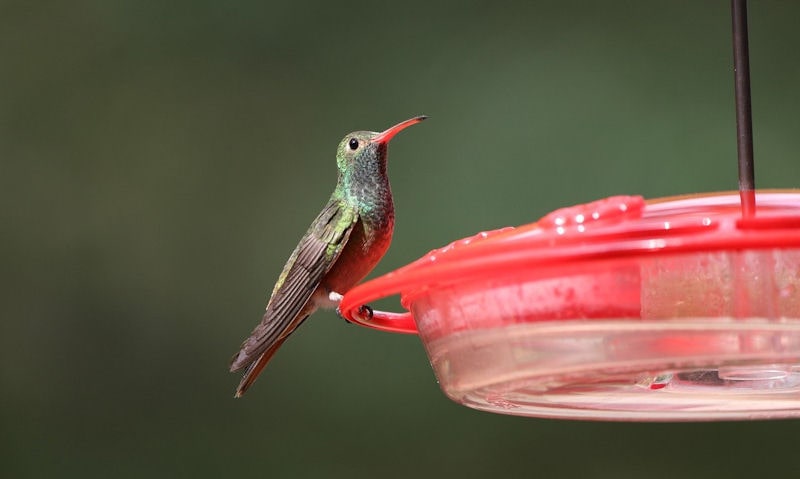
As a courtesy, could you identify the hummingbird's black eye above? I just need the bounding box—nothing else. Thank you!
[348,138,359,150]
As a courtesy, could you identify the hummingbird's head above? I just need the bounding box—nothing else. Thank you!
[335,116,427,180]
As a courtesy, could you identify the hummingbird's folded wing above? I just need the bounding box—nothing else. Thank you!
[230,199,358,372]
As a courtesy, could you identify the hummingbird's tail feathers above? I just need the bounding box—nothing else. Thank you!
[233,337,287,398]
[229,304,314,373]
[231,312,312,396]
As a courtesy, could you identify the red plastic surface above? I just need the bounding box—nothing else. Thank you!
[340,191,800,334]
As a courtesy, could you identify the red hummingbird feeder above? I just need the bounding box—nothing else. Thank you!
[340,1,800,421]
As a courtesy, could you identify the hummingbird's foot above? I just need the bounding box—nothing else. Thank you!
[357,304,374,321]
[334,303,373,324]
[330,291,353,324]
[328,291,344,303]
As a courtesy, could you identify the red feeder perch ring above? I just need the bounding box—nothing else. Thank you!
[340,191,800,421]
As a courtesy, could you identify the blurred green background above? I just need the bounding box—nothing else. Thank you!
[3,1,800,477]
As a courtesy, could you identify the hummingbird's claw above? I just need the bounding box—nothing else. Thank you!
[335,304,372,324]
[331,292,352,324]
[357,304,374,321]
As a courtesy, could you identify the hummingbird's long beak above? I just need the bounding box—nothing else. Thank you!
[372,115,428,144]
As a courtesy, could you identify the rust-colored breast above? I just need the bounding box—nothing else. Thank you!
[321,216,394,294]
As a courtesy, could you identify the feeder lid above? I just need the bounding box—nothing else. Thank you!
[339,191,800,333]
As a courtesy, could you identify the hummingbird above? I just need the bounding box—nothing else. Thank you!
[230,115,427,397]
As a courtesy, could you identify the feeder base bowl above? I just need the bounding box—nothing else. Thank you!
[427,319,800,421]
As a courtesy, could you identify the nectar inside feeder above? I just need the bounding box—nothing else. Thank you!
[340,192,800,421]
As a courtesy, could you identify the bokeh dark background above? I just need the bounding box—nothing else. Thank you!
[4,1,800,477]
